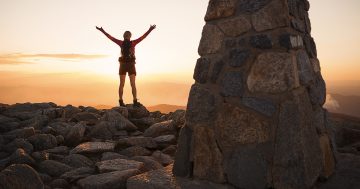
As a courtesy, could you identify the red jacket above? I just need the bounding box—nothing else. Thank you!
[103,28,152,56]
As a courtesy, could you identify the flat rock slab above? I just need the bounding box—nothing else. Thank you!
[127,164,234,189]
[95,158,144,173]
[77,169,140,189]
[70,142,115,154]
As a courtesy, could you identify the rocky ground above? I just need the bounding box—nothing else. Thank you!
[0,102,186,189]
[0,102,359,189]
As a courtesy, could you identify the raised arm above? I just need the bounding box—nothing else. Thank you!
[132,25,156,45]
[96,26,122,46]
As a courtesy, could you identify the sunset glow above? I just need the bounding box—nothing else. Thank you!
[0,0,359,107]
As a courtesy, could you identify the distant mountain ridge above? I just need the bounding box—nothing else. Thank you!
[325,93,360,118]
[147,104,186,114]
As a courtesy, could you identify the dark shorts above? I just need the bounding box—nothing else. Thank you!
[119,60,136,76]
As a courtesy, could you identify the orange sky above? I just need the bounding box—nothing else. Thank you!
[0,0,359,107]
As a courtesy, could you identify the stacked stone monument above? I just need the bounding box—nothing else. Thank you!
[173,0,335,189]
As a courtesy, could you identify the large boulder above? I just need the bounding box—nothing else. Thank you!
[60,167,95,183]
[27,133,58,151]
[62,154,93,168]
[64,122,86,146]
[38,160,72,177]
[101,110,138,131]
[0,164,44,189]
[144,120,176,138]
[126,104,150,119]
[70,112,100,125]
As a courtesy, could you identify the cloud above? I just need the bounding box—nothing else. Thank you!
[0,53,109,65]
[324,94,340,110]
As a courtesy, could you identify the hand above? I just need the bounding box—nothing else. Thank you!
[150,24,156,30]
[96,26,104,32]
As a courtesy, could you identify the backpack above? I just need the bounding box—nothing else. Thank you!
[120,40,135,63]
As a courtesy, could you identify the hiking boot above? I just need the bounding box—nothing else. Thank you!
[119,99,126,107]
[133,99,142,107]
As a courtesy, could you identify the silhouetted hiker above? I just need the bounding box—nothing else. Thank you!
[96,25,156,107]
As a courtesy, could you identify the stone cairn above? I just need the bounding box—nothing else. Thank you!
[173,0,336,189]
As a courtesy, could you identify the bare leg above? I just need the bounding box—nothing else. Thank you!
[129,74,137,101]
[119,74,126,100]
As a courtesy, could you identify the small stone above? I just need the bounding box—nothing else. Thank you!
[247,52,297,94]
[220,71,245,97]
[71,142,115,154]
[198,24,224,56]
[205,0,236,21]
[228,49,250,67]
[77,169,140,189]
[252,0,289,31]
[250,35,273,49]
[193,57,211,84]
[217,16,251,37]
[0,164,44,189]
